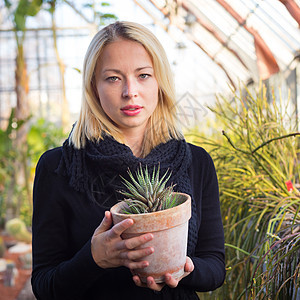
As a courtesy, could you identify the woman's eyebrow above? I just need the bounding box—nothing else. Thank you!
[102,66,153,74]
[136,66,153,71]
[102,68,122,74]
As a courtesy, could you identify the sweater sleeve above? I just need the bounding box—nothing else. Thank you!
[180,145,226,292]
[31,151,106,300]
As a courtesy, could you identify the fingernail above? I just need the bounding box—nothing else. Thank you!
[125,219,133,226]
[147,247,154,254]
[145,233,153,241]
[142,261,149,267]
[165,274,171,281]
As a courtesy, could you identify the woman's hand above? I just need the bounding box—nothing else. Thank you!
[132,257,194,291]
[91,211,154,270]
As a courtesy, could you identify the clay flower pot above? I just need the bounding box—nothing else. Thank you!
[110,193,191,283]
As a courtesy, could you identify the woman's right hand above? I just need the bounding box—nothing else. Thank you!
[91,211,154,270]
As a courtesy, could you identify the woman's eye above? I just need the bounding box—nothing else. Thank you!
[107,76,119,82]
[139,74,150,79]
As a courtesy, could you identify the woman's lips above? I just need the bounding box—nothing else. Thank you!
[121,105,143,116]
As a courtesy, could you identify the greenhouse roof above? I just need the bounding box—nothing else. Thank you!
[1,0,299,120]
[135,0,300,88]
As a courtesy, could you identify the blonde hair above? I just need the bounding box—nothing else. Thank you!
[70,21,183,157]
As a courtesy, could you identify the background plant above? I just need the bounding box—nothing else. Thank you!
[21,118,66,225]
[0,111,65,228]
[185,84,300,299]
[1,0,116,229]
[0,109,29,228]
[3,0,43,229]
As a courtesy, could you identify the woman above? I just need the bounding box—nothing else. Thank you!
[31,21,225,300]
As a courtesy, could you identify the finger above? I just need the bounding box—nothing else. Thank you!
[133,275,165,291]
[146,277,165,291]
[109,218,134,239]
[132,275,144,287]
[117,233,153,251]
[124,260,149,270]
[184,257,194,273]
[119,246,154,260]
[164,273,179,288]
[163,257,194,288]
[94,211,112,235]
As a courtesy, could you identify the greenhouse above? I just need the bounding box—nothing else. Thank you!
[0,0,299,299]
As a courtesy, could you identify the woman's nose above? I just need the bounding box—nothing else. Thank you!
[122,79,138,98]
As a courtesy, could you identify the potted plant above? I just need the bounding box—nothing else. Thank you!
[110,165,191,283]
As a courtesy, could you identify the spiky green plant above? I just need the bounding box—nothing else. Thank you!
[120,165,181,214]
[185,84,300,300]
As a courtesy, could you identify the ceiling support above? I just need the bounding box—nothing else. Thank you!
[216,0,280,80]
[278,0,300,27]
[181,0,249,70]
[147,0,237,88]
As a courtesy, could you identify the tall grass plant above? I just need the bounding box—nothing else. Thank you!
[186,84,300,299]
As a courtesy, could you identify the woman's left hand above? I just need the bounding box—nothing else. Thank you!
[132,256,194,291]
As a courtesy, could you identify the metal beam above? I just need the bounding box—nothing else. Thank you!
[147,0,237,88]
[278,0,300,26]
[215,0,280,80]
[181,0,249,70]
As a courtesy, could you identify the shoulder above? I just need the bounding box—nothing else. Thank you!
[36,147,63,173]
[187,143,213,166]
[187,143,217,182]
[187,143,218,193]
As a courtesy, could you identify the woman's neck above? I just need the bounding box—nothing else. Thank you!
[124,135,144,157]
[121,123,148,157]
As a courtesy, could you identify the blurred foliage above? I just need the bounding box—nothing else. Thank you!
[186,84,300,299]
[5,218,32,243]
[0,109,29,228]
[27,118,65,165]
[14,0,43,31]
[0,236,4,258]
[4,0,43,31]
[0,111,65,228]
[82,1,118,25]
[2,0,116,230]
[21,118,66,225]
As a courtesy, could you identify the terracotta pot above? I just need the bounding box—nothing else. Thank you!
[110,193,191,283]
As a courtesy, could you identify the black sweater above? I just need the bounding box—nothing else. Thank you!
[31,143,225,300]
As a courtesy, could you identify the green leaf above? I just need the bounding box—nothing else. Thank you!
[4,0,12,9]
[122,199,148,214]
[72,67,81,73]
[14,0,43,30]
[83,3,93,8]
[101,13,117,19]
[14,13,26,31]
[27,0,43,16]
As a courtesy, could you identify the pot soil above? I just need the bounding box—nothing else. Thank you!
[110,193,191,283]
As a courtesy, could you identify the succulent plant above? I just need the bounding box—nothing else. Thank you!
[5,218,32,243]
[119,165,182,214]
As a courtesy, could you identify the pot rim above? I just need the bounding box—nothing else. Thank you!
[110,192,191,232]
[111,192,190,216]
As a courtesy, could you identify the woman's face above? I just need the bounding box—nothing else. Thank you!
[94,39,159,137]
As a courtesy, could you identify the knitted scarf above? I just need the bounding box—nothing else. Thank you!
[56,135,198,255]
